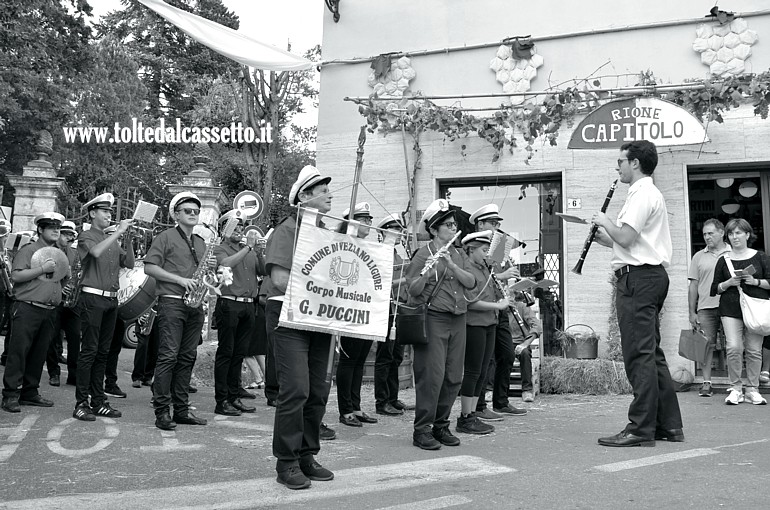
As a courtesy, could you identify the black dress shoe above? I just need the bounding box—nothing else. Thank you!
[155,412,177,430]
[215,401,242,416]
[19,395,54,407]
[49,375,60,387]
[339,414,362,427]
[354,412,378,424]
[392,399,415,411]
[188,385,198,394]
[266,398,277,407]
[376,403,404,416]
[230,398,256,413]
[1,397,20,413]
[413,431,441,450]
[432,426,460,446]
[174,412,207,425]
[655,428,685,442]
[598,430,655,447]
[238,388,257,399]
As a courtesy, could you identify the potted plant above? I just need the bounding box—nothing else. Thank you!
[555,324,599,359]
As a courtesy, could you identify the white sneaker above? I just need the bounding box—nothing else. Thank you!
[725,389,744,405]
[744,390,767,405]
[522,391,534,403]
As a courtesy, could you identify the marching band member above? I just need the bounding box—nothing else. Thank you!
[103,224,129,399]
[143,192,209,430]
[374,214,408,416]
[212,210,265,416]
[73,193,134,422]
[469,204,527,418]
[265,165,335,489]
[510,291,542,403]
[405,199,475,450]
[336,202,378,427]
[45,220,79,387]
[457,230,509,435]
[1,212,68,413]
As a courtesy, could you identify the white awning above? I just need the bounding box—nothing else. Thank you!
[137,0,314,71]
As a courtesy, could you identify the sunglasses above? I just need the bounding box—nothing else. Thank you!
[177,208,201,215]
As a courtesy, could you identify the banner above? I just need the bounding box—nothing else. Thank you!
[279,210,394,342]
[137,0,313,71]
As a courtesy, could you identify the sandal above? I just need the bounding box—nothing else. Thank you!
[760,371,770,384]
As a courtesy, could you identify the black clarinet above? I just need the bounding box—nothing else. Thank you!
[484,261,530,337]
[572,179,618,275]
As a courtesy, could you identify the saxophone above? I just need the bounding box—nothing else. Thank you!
[183,216,240,308]
[62,251,82,308]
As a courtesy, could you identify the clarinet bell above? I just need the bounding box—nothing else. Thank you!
[389,325,397,340]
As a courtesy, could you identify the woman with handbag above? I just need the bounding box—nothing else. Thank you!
[710,218,770,406]
[456,231,509,435]
[335,203,379,427]
[404,199,475,450]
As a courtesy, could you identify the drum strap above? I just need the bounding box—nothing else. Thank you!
[176,226,199,266]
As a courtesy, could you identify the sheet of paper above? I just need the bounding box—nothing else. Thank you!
[555,212,588,224]
[132,200,159,223]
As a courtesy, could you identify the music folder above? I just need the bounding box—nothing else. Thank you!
[555,212,588,224]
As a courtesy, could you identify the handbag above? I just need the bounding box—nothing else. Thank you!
[395,269,447,345]
[678,328,710,364]
[724,256,770,336]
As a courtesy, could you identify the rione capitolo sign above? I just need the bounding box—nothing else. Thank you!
[568,97,709,149]
[279,208,394,342]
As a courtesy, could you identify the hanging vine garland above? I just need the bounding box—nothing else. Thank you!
[353,69,770,164]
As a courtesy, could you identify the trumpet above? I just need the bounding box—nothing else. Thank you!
[420,230,462,276]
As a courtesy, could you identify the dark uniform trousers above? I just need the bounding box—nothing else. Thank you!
[516,346,533,392]
[374,314,403,408]
[413,310,466,433]
[132,320,159,384]
[45,306,81,380]
[266,300,331,472]
[263,299,279,402]
[462,324,496,397]
[477,311,515,411]
[214,299,254,403]
[76,293,118,405]
[617,265,682,438]
[105,318,125,389]
[2,302,57,400]
[336,336,373,415]
[153,297,205,416]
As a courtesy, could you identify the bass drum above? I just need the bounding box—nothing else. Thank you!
[118,260,156,322]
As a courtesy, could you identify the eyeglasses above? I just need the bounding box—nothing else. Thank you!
[617,158,628,167]
[357,218,373,225]
[177,208,201,215]
[439,221,457,229]
[482,220,501,228]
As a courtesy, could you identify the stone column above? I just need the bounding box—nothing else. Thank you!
[167,143,227,230]
[7,130,68,232]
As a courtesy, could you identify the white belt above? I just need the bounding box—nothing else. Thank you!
[81,286,118,298]
[159,295,183,300]
[219,295,255,303]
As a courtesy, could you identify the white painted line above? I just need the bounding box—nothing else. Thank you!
[0,455,514,510]
[140,430,204,452]
[377,495,472,510]
[46,417,120,458]
[594,438,770,473]
[212,415,273,432]
[0,415,39,462]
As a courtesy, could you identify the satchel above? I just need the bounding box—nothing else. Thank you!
[724,256,770,336]
[678,328,710,364]
[395,269,447,345]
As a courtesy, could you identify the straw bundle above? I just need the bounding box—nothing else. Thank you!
[540,357,632,395]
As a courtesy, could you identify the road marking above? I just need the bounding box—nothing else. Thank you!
[594,438,770,472]
[213,415,273,432]
[0,414,39,462]
[46,417,119,457]
[140,430,204,452]
[377,495,472,510]
[0,455,513,510]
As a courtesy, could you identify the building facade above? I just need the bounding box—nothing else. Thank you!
[317,0,770,381]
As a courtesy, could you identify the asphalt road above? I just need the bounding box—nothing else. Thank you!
[1,348,769,509]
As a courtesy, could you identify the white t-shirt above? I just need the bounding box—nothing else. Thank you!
[611,176,672,270]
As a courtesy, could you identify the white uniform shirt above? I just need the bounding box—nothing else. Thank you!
[611,176,672,270]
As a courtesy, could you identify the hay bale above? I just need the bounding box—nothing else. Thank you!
[541,356,632,395]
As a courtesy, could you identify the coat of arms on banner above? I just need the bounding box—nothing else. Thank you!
[279,208,395,342]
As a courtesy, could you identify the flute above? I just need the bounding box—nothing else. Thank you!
[572,179,618,275]
[420,230,462,276]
